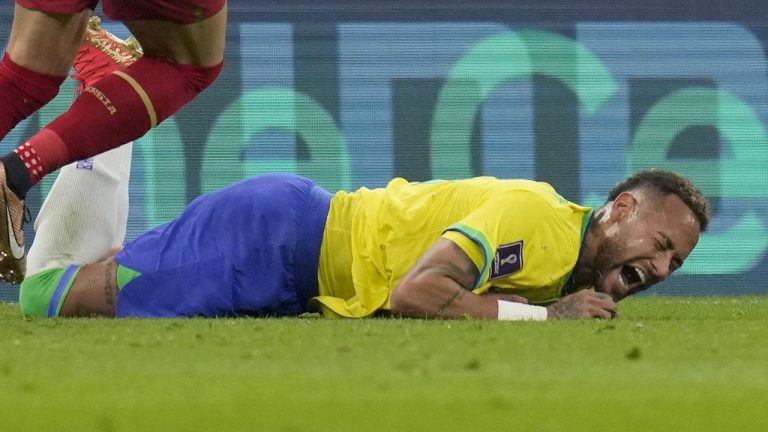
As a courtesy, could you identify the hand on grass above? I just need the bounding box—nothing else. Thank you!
[546,290,618,320]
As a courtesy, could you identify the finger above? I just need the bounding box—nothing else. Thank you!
[602,303,618,319]
[593,291,613,301]
[591,292,618,312]
[602,299,618,316]
[586,295,616,320]
[593,308,613,319]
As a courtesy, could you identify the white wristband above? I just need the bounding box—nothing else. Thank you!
[497,300,548,321]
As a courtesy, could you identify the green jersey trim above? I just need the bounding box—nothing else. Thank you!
[444,223,493,288]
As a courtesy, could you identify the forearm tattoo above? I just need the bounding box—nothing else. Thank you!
[436,288,466,313]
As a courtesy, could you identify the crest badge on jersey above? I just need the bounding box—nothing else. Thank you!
[75,158,95,170]
[491,241,523,279]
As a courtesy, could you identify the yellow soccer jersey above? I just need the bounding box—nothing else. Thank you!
[313,177,592,318]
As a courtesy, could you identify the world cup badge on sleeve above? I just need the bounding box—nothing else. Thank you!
[491,241,523,279]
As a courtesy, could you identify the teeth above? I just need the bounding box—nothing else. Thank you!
[619,272,628,290]
[636,268,647,285]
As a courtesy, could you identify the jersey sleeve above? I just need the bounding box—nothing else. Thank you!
[441,190,557,291]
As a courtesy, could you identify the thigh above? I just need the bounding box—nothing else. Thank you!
[7,3,91,75]
[106,0,226,66]
[115,252,304,318]
[14,0,97,14]
[115,174,316,272]
[102,0,225,23]
[113,175,320,317]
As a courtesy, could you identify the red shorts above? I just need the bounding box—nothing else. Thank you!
[14,0,225,24]
[14,0,98,14]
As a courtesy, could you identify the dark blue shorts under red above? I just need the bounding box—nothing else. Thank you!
[114,174,332,318]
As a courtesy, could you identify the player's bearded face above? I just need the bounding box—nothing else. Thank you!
[592,194,701,301]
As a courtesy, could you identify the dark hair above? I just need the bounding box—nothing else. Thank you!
[607,169,711,232]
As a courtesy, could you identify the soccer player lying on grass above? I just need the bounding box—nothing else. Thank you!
[18,143,710,321]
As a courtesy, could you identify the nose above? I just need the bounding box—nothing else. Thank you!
[651,251,673,280]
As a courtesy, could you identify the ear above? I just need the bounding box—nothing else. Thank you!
[609,191,637,221]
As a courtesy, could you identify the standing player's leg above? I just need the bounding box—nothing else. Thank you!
[17,21,141,317]
[0,2,92,283]
[19,143,132,318]
[0,2,92,139]
[26,18,143,275]
[0,2,227,283]
[26,143,133,275]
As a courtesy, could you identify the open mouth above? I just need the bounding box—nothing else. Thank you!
[619,264,647,293]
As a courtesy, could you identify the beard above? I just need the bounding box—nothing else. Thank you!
[591,236,624,290]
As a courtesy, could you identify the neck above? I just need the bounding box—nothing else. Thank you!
[570,207,607,289]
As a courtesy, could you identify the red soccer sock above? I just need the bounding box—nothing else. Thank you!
[15,56,223,187]
[0,54,67,140]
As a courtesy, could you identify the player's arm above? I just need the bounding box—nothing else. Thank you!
[390,238,495,319]
[389,238,617,320]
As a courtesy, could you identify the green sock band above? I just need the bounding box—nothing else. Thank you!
[18,264,141,318]
[19,266,81,317]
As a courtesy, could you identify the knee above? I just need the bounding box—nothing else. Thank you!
[134,57,222,93]
[178,60,223,93]
[115,56,224,125]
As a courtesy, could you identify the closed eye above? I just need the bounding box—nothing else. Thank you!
[671,258,683,273]
[657,233,683,273]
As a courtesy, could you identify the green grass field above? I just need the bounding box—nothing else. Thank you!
[1,297,767,432]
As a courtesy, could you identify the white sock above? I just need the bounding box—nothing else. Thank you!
[26,143,133,274]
